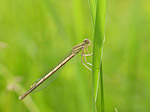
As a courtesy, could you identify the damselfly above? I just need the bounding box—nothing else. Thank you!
[19,39,92,100]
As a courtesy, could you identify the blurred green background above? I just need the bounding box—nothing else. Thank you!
[0,0,150,112]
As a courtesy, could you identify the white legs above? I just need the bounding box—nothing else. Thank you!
[81,48,92,71]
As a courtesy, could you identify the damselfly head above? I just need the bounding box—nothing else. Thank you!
[84,39,91,45]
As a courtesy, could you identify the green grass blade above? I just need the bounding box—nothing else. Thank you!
[0,64,40,112]
[89,0,107,111]
[88,0,96,25]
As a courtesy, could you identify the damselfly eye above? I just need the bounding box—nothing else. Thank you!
[84,39,91,45]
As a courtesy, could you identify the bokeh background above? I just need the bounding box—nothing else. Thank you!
[0,0,150,112]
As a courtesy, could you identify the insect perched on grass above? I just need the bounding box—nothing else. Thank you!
[19,39,92,100]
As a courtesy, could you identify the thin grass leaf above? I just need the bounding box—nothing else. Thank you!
[89,0,107,111]
[0,64,40,112]
[88,0,96,26]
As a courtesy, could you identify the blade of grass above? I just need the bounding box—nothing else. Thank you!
[0,64,40,112]
[89,0,107,111]
[88,0,96,26]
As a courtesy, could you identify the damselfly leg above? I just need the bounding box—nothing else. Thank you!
[81,45,93,71]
